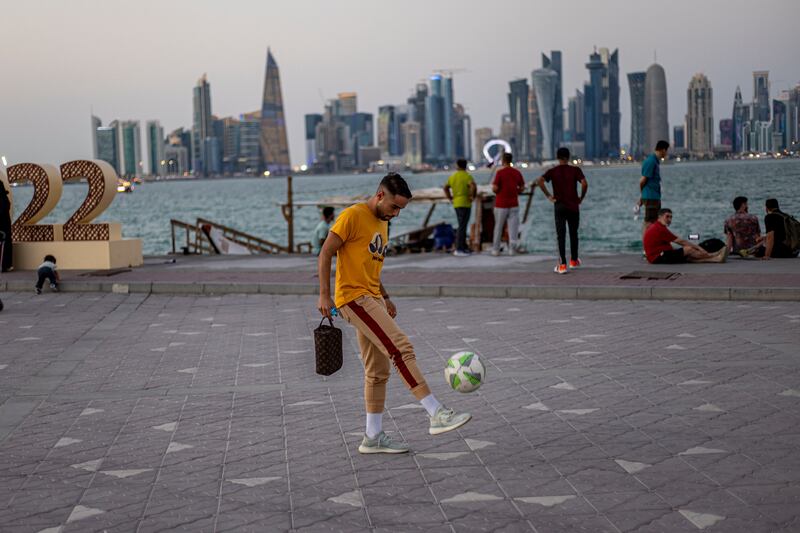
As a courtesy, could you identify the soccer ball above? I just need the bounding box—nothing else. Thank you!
[444,351,486,393]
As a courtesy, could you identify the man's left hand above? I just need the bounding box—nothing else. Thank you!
[385,298,397,318]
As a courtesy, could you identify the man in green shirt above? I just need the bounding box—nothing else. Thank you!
[443,159,477,256]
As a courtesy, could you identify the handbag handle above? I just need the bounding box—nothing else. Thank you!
[319,317,334,328]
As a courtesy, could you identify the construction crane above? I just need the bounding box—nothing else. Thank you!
[432,68,468,77]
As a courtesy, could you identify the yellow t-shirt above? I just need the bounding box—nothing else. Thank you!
[329,203,388,307]
[446,170,474,208]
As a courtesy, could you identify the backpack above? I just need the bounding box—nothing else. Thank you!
[779,212,800,252]
[699,238,725,253]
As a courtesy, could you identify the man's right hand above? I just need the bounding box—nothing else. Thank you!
[318,295,336,319]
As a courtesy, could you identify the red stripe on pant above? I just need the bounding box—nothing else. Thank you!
[346,300,419,388]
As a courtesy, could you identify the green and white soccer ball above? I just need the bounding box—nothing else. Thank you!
[444,351,486,393]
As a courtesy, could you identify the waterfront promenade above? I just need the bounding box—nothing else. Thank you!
[1,253,799,301]
[1,253,799,532]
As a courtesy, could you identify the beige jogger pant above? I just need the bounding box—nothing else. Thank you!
[339,295,431,413]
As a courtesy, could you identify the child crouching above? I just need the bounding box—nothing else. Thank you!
[35,255,60,294]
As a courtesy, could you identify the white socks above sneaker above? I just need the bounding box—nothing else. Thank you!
[366,412,383,439]
[420,394,442,417]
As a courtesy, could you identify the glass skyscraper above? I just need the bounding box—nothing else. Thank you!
[627,72,647,158]
[531,68,559,160]
[583,48,620,159]
[508,79,530,160]
[192,74,213,175]
[644,63,669,153]
[260,48,291,175]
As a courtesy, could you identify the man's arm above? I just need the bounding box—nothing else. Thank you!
[468,180,477,201]
[579,178,588,204]
[536,176,556,203]
[379,282,397,318]
[443,183,452,201]
[763,231,774,259]
[317,232,344,318]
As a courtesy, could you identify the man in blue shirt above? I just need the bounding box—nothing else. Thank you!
[639,140,670,241]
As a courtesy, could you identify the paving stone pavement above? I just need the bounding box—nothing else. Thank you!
[0,292,799,532]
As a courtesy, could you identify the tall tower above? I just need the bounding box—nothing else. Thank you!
[732,86,745,153]
[531,68,559,160]
[425,74,445,163]
[584,50,605,159]
[192,74,213,175]
[644,63,669,153]
[146,120,165,176]
[686,73,714,158]
[260,48,291,175]
[542,51,563,148]
[752,71,770,122]
[627,72,647,158]
[442,75,455,161]
[507,79,530,160]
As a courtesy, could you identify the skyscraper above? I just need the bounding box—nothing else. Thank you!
[336,92,357,117]
[425,74,445,163]
[673,125,685,151]
[407,83,428,162]
[96,126,119,174]
[443,76,455,161]
[732,86,746,153]
[644,63,669,153]
[507,79,530,160]
[192,73,213,175]
[753,71,770,122]
[583,48,620,159]
[627,72,647,158]
[542,51,564,148]
[686,73,714,158]
[567,90,585,142]
[305,113,323,166]
[91,115,102,159]
[260,48,291,175]
[719,119,734,149]
[117,121,142,178]
[146,120,165,176]
[531,68,559,160]
[528,87,540,159]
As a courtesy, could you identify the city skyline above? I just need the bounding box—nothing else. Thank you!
[1,0,798,167]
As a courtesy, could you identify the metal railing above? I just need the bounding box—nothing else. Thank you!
[170,218,292,255]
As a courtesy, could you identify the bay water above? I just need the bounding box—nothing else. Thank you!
[9,159,799,256]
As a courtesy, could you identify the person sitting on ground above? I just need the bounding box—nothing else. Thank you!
[760,198,799,260]
[35,255,60,294]
[312,206,335,256]
[644,209,727,264]
[724,196,764,257]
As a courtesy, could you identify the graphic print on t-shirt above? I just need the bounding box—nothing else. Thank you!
[369,232,388,260]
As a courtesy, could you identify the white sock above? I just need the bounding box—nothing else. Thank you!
[366,412,383,439]
[420,394,442,416]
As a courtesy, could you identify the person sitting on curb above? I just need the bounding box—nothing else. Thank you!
[724,196,763,257]
[760,198,800,260]
[644,209,727,264]
[35,254,60,294]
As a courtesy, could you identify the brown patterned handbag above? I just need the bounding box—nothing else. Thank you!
[314,317,342,376]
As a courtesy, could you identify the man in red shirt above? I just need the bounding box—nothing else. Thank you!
[491,152,526,256]
[536,147,588,274]
[644,209,728,264]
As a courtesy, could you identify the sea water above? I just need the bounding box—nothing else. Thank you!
[9,159,799,256]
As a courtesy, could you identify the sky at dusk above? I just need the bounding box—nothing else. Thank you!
[1,0,798,167]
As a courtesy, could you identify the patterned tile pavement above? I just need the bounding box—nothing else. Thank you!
[0,292,799,532]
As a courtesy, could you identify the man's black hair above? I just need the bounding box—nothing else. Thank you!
[655,140,670,151]
[657,208,672,217]
[556,147,570,161]
[766,198,779,210]
[44,254,56,263]
[322,206,334,219]
[380,172,413,199]
[456,159,467,170]
[501,152,513,164]
[733,196,748,211]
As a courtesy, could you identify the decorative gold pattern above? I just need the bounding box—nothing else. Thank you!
[8,163,56,242]
[60,160,111,241]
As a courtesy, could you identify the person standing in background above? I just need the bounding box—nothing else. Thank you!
[639,140,670,243]
[491,152,526,256]
[0,182,12,272]
[312,206,335,256]
[443,159,477,256]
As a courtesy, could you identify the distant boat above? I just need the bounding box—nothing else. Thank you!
[117,179,134,193]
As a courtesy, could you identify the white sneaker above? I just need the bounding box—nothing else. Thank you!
[429,406,472,435]
[490,249,500,257]
[453,250,469,257]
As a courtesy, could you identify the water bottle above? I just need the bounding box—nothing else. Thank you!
[633,204,640,221]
